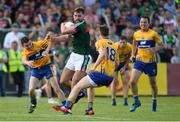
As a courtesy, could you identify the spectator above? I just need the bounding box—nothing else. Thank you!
[3,23,25,50]
[156,7,166,25]
[94,1,105,17]
[121,27,134,44]
[176,2,180,14]
[128,8,140,27]
[163,10,177,30]
[160,28,179,62]
[164,0,176,15]
[8,41,25,97]
[0,44,8,96]
[110,23,119,42]
[84,0,96,7]
[0,9,11,29]
[44,18,60,36]
[117,9,129,34]
[171,47,180,63]
[138,0,154,16]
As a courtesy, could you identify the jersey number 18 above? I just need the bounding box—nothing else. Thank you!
[106,47,116,62]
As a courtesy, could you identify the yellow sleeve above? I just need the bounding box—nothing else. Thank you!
[133,33,137,46]
[38,40,48,49]
[154,31,162,44]
[116,46,119,61]
[22,50,27,58]
[95,40,105,51]
[115,45,119,67]
[127,43,132,57]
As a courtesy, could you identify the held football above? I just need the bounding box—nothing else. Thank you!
[64,22,74,29]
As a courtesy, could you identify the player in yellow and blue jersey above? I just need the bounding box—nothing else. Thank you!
[129,16,164,112]
[111,36,132,106]
[52,25,118,115]
[21,36,66,113]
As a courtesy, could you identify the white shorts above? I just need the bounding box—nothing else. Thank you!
[65,52,92,72]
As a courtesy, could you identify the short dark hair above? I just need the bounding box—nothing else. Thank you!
[140,16,150,23]
[99,25,109,37]
[119,36,127,41]
[74,7,84,14]
[21,36,29,45]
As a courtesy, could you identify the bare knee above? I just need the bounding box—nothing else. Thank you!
[29,89,35,96]
[60,79,65,85]
[60,76,70,85]
[71,79,79,88]
[151,82,157,90]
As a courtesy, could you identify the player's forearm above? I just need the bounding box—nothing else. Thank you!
[61,29,76,35]
[92,54,104,70]
[132,41,137,57]
[154,43,164,52]
[44,42,52,55]
[22,58,28,65]
[131,47,137,57]
[52,35,70,42]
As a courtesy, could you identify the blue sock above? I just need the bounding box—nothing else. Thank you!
[112,98,116,104]
[88,102,93,110]
[31,98,37,105]
[65,101,71,108]
[134,96,139,104]
[152,99,157,111]
[124,98,128,104]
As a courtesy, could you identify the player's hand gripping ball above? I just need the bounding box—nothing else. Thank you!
[64,22,74,29]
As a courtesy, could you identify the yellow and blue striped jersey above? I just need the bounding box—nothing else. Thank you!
[95,38,117,77]
[133,29,162,63]
[114,42,132,63]
[22,40,50,68]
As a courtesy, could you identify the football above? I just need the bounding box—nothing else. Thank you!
[64,21,74,29]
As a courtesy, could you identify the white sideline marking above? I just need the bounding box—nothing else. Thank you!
[0,112,131,121]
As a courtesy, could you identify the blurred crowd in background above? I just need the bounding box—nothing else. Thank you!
[0,0,180,97]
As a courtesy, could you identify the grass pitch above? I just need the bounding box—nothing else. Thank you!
[0,96,180,121]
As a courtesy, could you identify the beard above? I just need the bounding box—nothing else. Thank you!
[74,19,83,23]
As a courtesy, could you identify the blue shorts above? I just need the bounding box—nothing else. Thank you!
[31,65,54,80]
[134,61,157,77]
[115,62,130,72]
[87,71,113,87]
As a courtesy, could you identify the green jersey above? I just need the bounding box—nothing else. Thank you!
[72,21,91,55]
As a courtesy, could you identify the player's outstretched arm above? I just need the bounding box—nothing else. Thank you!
[51,34,71,43]
[92,48,106,70]
[148,42,164,54]
[42,32,54,56]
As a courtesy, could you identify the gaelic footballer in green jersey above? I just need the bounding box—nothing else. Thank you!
[46,7,92,105]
